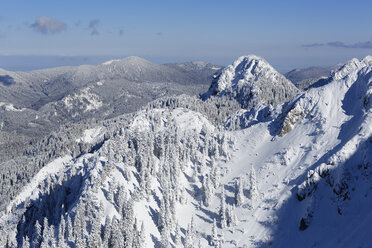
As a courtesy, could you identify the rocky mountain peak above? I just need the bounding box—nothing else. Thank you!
[202,55,299,109]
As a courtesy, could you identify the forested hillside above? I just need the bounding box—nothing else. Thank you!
[1,55,371,248]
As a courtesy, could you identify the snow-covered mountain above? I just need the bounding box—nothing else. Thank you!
[0,55,371,248]
[0,56,220,163]
[202,55,300,109]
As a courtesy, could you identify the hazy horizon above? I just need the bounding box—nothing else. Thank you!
[0,54,367,73]
[1,0,372,72]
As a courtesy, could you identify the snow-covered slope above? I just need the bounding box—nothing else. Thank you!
[1,55,371,248]
[202,55,300,109]
[210,56,372,247]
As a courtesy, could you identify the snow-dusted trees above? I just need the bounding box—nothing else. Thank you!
[235,177,245,207]
[66,215,73,243]
[1,94,239,248]
[202,175,212,207]
[22,236,30,248]
[109,217,123,248]
[174,222,181,246]
[139,222,146,248]
[57,217,65,246]
[103,216,112,247]
[144,94,241,127]
[115,184,127,210]
[160,224,171,248]
[210,163,220,189]
[192,165,198,183]
[226,204,237,227]
[184,217,196,248]
[219,186,227,228]
[121,199,135,247]
[88,210,102,248]
[210,218,219,246]
[32,220,42,248]
[158,196,167,232]
[248,167,258,200]
[0,119,103,217]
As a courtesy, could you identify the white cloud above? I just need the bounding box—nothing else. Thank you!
[30,16,66,34]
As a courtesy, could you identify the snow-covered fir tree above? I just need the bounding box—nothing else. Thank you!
[210,218,219,247]
[235,177,245,207]
[248,167,258,201]
[219,186,227,228]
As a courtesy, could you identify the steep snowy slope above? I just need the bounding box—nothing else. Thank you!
[202,56,372,247]
[0,56,371,248]
[202,55,300,109]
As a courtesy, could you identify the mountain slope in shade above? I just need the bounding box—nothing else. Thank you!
[202,55,300,109]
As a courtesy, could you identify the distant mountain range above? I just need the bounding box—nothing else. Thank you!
[0,57,222,161]
[284,64,341,90]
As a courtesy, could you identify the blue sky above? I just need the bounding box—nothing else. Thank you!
[0,0,372,71]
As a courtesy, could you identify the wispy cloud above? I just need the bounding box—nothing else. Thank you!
[29,16,67,34]
[155,31,163,36]
[302,43,324,48]
[303,41,372,49]
[119,29,124,36]
[327,41,372,49]
[89,19,99,36]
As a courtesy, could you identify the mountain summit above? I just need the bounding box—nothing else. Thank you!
[101,56,150,66]
[331,55,372,81]
[202,55,299,108]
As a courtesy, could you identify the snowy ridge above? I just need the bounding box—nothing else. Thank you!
[331,55,372,81]
[5,155,73,213]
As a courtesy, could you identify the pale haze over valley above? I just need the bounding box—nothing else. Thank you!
[0,1,372,248]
